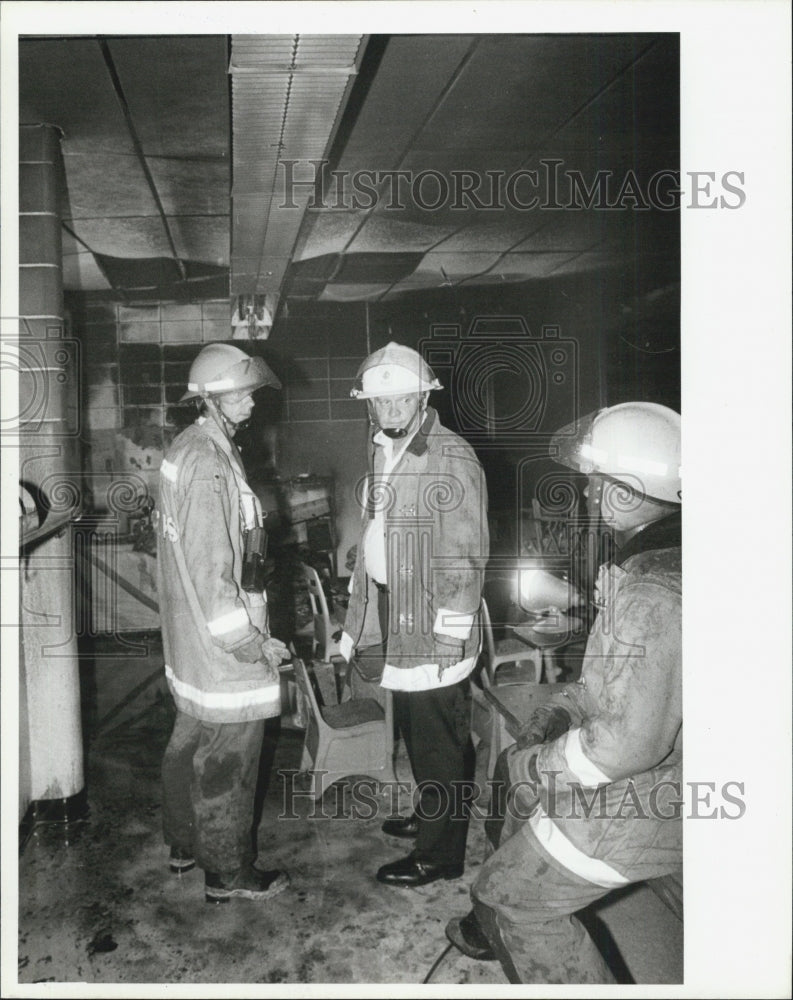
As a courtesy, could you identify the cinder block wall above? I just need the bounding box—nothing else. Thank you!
[68,296,230,513]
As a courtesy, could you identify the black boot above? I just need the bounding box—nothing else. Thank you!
[445,910,497,961]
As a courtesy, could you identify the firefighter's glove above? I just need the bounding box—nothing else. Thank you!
[433,635,465,680]
[261,637,290,670]
[515,705,572,751]
[232,635,266,664]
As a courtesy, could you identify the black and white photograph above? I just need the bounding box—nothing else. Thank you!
[1,2,790,996]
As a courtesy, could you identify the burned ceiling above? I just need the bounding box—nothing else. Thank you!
[19,33,680,315]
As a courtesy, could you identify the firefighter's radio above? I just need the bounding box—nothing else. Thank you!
[241,526,268,592]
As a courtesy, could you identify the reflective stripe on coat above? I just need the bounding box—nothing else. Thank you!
[156,417,280,723]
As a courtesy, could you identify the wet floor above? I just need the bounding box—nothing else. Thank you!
[17,634,682,987]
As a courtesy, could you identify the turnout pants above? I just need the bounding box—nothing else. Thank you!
[472,750,682,984]
[162,711,265,875]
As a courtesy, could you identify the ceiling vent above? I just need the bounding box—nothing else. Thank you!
[229,34,365,322]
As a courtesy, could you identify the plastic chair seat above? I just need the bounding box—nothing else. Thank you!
[322,699,384,729]
[293,658,397,800]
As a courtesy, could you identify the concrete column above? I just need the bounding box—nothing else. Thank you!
[19,124,85,819]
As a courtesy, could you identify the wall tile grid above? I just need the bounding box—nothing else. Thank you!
[79,299,229,511]
[78,298,370,519]
[284,355,365,422]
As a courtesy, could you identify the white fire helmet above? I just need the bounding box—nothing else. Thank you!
[350,342,443,399]
[551,401,681,505]
[180,343,281,402]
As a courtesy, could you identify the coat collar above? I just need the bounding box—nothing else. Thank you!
[404,406,436,457]
[616,509,681,565]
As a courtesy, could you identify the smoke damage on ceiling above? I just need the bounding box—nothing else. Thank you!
[19,33,680,319]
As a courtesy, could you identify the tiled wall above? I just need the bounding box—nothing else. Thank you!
[71,296,232,512]
[280,355,363,423]
[69,295,373,553]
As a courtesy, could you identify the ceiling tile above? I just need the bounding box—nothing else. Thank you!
[67,216,173,258]
[145,159,229,216]
[19,38,135,154]
[108,37,230,158]
[62,152,158,218]
[292,212,369,261]
[414,251,503,281]
[95,254,182,290]
[551,36,679,153]
[432,219,544,253]
[170,217,229,266]
[339,36,477,160]
[422,35,645,152]
[547,250,629,278]
[332,252,423,284]
[319,283,392,302]
[484,251,582,281]
[348,216,458,253]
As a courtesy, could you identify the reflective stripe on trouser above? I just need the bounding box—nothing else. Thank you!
[162,711,265,874]
[471,765,682,984]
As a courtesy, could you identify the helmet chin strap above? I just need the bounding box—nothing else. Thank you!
[205,396,246,439]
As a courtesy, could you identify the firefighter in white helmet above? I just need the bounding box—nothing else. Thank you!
[156,343,291,902]
[446,402,683,983]
[343,342,489,886]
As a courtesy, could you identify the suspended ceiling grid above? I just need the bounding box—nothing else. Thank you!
[19,35,231,299]
[289,33,679,302]
[18,33,679,307]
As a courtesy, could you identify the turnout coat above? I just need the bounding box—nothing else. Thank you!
[342,407,489,690]
[156,415,280,724]
[503,513,683,886]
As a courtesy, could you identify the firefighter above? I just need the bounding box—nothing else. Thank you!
[156,343,291,902]
[342,343,489,886]
[446,402,683,983]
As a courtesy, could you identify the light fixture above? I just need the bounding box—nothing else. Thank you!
[231,294,275,340]
[517,566,579,613]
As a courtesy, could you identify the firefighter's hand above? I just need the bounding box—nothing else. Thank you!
[232,635,266,663]
[433,635,465,680]
[515,726,546,751]
[515,705,572,750]
[261,637,290,670]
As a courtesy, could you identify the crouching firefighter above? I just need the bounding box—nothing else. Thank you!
[446,402,683,983]
[156,343,291,902]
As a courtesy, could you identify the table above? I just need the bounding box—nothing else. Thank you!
[482,682,562,778]
[511,614,586,681]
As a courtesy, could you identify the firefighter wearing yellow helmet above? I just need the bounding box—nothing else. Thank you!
[343,342,489,887]
[447,402,683,984]
[157,343,290,902]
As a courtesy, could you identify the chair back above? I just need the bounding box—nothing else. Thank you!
[480,595,543,686]
[479,597,496,687]
[299,562,337,661]
[532,498,614,603]
[293,657,324,758]
[531,497,576,555]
